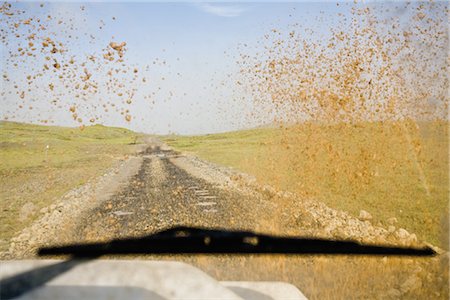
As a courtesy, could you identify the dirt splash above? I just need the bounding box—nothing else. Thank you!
[0,3,163,125]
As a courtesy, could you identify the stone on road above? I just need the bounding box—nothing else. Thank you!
[76,145,260,242]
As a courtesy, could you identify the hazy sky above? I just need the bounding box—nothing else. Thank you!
[1,1,346,134]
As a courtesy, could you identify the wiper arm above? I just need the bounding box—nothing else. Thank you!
[38,226,436,257]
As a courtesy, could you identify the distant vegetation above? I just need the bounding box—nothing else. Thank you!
[0,121,141,252]
[164,120,448,247]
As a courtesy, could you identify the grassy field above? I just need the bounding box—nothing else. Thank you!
[164,120,449,248]
[0,121,141,252]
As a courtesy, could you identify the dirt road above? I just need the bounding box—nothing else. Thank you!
[77,144,266,242]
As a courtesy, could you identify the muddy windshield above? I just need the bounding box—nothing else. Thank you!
[1,1,448,299]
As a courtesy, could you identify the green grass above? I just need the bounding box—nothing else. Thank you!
[0,121,142,252]
[164,120,449,248]
[165,128,278,169]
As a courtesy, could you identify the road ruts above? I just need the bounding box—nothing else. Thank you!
[76,146,260,242]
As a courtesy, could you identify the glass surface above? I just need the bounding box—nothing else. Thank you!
[1,1,448,298]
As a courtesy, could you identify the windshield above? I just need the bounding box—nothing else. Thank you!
[1,1,448,299]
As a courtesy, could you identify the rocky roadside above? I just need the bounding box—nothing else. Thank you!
[1,154,144,259]
[170,153,436,249]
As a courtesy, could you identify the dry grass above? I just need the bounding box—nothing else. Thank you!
[0,121,141,252]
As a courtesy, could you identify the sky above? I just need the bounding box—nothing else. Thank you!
[1,1,348,134]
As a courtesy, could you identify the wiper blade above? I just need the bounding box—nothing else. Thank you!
[38,226,436,257]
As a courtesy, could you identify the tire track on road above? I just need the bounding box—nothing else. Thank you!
[77,147,258,242]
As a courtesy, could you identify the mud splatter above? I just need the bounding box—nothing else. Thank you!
[236,1,449,246]
[0,3,167,125]
[238,2,448,123]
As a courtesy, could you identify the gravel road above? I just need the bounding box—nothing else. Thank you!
[76,145,265,242]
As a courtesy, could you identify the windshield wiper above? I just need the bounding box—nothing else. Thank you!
[1,227,436,298]
[38,226,436,257]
